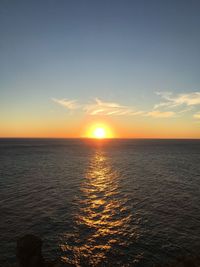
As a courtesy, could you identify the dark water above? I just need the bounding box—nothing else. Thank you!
[1,138,200,266]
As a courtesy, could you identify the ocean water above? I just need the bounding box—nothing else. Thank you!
[0,138,200,266]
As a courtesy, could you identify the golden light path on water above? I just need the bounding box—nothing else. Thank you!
[60,148,142,266]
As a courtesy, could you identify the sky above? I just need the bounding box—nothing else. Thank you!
[1,0,200,138]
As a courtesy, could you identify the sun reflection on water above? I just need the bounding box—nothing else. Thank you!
[60,150,141,266]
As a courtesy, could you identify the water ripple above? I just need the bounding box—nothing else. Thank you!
[60,150,141,266]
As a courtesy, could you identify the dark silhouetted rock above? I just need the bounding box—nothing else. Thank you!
[16,234,45,267]
[157,255,200,267]
[15,235,67,267]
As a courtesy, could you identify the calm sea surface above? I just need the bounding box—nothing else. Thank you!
[0,138,200,266]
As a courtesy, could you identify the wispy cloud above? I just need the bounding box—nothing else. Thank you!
[177,107,194,114]
[52,98,79,110]
[84,98,144,116]
[147,110,175,118]
[193,112,200,119]
[52,92,200,120]
[154,92,200,109]
[53,97,144,116]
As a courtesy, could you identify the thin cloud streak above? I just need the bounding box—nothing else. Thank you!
[193,112,200,119]
[154,92,200,109]
[52,92,200,120]
[84,98,143,116]
[53,97,144,116]
[52,98,79,110]
[146,110,175,118]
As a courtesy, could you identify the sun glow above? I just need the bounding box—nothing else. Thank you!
[85,123,114,139]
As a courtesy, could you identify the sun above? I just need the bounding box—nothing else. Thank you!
[93,127,106,139]
[84,123,114,139]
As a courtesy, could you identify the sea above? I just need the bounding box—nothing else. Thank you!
[0,138,200,266]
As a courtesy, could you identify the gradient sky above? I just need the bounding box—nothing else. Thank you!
[1,0,200,138]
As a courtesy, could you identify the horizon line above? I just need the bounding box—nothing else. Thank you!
[0,137,200,140]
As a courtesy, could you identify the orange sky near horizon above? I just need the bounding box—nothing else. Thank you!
[1,115,200,139]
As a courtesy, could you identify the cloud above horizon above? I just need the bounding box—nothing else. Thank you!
[84,98,144,116]
[193,112,200,119]
[52,91,200,120]
[153,91,200,119]
[154,92,200,109]
[147,110,175,118]
[52,98,79,110]
[52,97,144,116]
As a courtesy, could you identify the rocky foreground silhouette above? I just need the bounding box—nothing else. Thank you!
[15,235,62,267]
[13,234,200,267]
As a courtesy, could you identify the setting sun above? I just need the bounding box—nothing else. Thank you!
[84,122,114,139]
[93,127,106,139]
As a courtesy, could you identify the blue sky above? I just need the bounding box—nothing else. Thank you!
[1,0,200,137]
